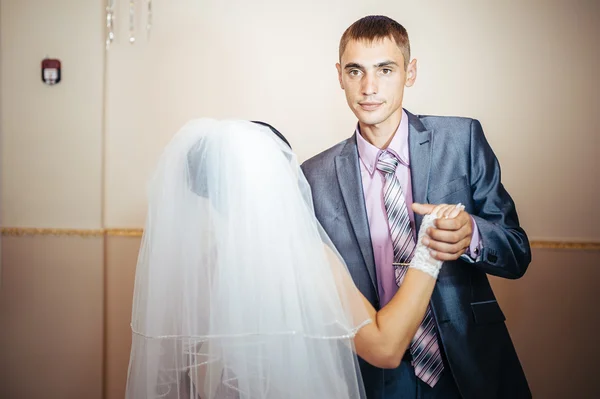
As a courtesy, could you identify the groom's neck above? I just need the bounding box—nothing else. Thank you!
[358,118,401,150]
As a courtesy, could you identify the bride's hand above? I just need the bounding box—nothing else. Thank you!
[412,202,470,261]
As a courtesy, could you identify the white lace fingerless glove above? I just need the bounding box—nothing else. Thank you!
[409,204,465,278]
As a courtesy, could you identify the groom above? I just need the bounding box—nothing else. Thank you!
[302,16,532,399]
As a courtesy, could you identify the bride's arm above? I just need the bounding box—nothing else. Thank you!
[326,204,459,369]
[325,246,434,369]
[353,268,435,369]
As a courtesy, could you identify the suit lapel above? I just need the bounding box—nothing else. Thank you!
[335,136,378,295]
[407,110,433,233]
[405,112,451,318]
[333,114,433,297]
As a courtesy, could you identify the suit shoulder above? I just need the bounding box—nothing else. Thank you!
[416,113,479,133]
[302,137,350,173]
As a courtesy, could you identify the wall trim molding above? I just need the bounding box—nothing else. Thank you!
[2,227,600,250]
[0,227,106,237]
[105,228,144,237]
[0,227,143,237]
[529,240,600,250]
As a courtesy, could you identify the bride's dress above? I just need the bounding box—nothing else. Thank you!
[125,119,371,399]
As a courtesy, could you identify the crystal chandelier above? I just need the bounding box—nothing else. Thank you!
[106,0,153,49]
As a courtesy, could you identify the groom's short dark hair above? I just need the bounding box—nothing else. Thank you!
[339,15,411,70]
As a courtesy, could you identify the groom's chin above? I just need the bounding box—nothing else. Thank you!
[353,110,388,127]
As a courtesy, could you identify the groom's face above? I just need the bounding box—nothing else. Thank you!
[336,36,416,130]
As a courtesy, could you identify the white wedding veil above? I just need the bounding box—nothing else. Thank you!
[125,119,372,399]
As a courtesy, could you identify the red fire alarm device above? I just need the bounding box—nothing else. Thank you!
[41,58,61,85]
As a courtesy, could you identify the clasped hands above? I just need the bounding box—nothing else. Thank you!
[412,203,473,261]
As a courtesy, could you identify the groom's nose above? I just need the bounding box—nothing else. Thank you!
[361,72,378,96]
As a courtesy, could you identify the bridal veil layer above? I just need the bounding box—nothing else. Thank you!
[126,119,371,399]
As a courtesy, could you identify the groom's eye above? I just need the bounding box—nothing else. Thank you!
[348,69,361,77]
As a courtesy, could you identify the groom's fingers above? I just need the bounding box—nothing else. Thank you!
[429,244,469,261]
[413,203,472,261]
[412,203,454,217]
[422,211,473,261]
[412,202,463,218]
[425,227,471,249]
[411,202,437,215]
[435,211,471,231]
[422,235,470,260]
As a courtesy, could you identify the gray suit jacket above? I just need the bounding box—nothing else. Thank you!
[301,110,532,399]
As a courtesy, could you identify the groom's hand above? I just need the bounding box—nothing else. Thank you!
[412,203,473,261]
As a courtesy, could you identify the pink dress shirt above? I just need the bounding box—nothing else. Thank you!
[356,110,481,306]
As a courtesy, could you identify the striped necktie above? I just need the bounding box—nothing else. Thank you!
[376,150,444,388]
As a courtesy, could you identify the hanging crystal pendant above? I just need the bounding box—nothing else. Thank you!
[129,0,136,44]
[146,0,153,37]
[105,0,154,48]
[106,0,116,49]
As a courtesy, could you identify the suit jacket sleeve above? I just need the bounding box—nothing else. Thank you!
[468,119,531,279]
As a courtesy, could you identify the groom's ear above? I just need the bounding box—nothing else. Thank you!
[336,63,344,89]
[405,58,417,87]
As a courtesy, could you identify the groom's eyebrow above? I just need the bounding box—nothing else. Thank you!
[376,61,398,68]
[344,61,398,70]
[344,62,364,70]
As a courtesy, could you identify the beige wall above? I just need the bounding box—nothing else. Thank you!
[0,0,106,398]
[0,236,104,399]
[1,1,599,399]
[0,0,3,277]
[104,236,138,399]
[1,0,105,229]
[491,249,600,399]
[103,0,600,239]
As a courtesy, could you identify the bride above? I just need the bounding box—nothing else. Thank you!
[125,119,461,399]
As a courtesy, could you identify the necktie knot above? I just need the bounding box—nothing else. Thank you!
[376,151,400,175]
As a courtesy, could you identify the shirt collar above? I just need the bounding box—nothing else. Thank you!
[356,109,410,175]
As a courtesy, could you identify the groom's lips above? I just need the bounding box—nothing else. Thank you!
[359,102,383,111]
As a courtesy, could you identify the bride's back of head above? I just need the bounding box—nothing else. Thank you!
[184,119,296,212]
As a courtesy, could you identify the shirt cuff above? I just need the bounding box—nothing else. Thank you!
[462,216,482,262]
